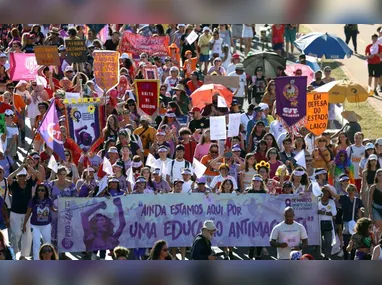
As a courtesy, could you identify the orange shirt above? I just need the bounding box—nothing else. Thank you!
[0,94,26,113]
[183,57,198,78]
[187,80,203,93]
[312,148,331,171]
[200,154,219,177]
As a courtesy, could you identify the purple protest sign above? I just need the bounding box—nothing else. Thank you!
[275,76,307,127]
[57,194,320,252]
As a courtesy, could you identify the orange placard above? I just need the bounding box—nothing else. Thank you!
[305,92,329,136]
[93,50,120,92]
[33,46,60,66]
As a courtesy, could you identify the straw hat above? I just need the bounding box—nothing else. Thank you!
[172,84,185,92]
[315,135,330,145]
[341,110,362,122]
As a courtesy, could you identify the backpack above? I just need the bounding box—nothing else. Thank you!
[170,160,191,179]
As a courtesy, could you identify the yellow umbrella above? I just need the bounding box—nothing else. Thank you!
[314,80,370,103]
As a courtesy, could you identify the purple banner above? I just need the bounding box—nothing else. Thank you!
[275,76,307,127]
[57,194,319,252]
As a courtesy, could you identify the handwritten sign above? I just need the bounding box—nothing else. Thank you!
[135,80,160,116]
[305,92,329,136]
[210,116,227,140]
[93,50,120,92]
[228,113,241,138]
[186,30,198,45]
[57,193,320,252]
[204,76,240,89]
[65,39,88,63]
[119,32,169,56]
[33,46,60,66]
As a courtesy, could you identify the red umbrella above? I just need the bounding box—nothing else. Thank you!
[190,84,233,109]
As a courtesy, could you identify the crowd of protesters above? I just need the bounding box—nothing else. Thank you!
[0,24,382,260]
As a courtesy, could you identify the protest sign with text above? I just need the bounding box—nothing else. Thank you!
[93,50,120,92]
[119,32,169,56]
[65,39,88,63]
[9,53,40,81]
[305,92,329,136]
[135,80,160,116]
[57,193,320,252]
[33,46,60,66]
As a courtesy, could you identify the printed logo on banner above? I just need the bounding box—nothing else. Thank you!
[47,122,63,144]
[275,76,307,127]
[25,56,39,74]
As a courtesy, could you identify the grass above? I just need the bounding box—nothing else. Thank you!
[300,25,382,139]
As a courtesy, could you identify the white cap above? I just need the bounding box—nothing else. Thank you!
[202,26,210,32]
[120,53,130,59]
[17,168,28,176]
[181,168,192,175]
[64,66,74,72]
[258,103,269,110]
[375,138,382,146]
[365,142,375,150]
[368,154,378,161]
[4,109,14,116]
[202,220,218,231]
[0,53,7,58]
[177,24,186,28]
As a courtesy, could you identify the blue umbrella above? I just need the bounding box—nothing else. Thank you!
[294,32,353,59]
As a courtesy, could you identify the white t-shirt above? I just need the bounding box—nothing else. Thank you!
[156,158,172,181]
[210,175,238,190]
[270,120,287,144]
[318,199,337,222]
[210,38,223,57]
[165,159,192,183]
[228,71,246,98]
[226,63,237,76]
[270,221,308,260]
[164,76,181,93]
[240,113,252,136]
[222,52,232,70]
[347,145,365,179]
[182,180,194,193]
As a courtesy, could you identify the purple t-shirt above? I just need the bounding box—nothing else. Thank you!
[28,198,53,226]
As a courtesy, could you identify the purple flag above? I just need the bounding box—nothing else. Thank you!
[275,76,307,127]
[38,101,65,161]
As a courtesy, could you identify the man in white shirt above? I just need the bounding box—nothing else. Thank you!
[270,207,308,260]
[346,132,365,192]
[166,144,192,186]
[228,63,247,107]
[240,104,255,138]
[156,145,172,181]
[226,53,240,75]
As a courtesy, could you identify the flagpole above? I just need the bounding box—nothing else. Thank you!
[24,99,55,163]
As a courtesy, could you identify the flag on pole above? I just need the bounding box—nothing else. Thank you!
[96,176,109,196]
[192,158,207,178]
[102,156,113,175]
[294,150,306,169]
[47,155,58,173]
[37,100,65,161]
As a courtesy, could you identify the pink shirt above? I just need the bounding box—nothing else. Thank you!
[194,142,212,161]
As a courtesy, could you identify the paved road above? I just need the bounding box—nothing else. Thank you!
[306,24,382,115]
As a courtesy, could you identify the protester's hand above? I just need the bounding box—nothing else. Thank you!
[22,224,27,234]
[0,252,5,260]
[208,255,217,260]
[279,242,288,248]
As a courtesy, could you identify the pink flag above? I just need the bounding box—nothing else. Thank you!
[98,24,109,44]
[9,53,40,81]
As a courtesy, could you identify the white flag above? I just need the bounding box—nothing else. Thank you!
[186,30,198,45]
[126,167,135,185]
[102,156,113,175]
[48,155,58,173]
[193,158,207,178]
[227,113,241,137]
[217,96,228,108]
[96,176,108,196]
[146,153,159,169]
[312,182,322,197]
[294,150,306,169]
[36,75,47,88]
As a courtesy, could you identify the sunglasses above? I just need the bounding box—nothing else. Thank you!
[319,140,327,142]
[210,151,218,154]
[269,152,277,155]
[128,103,135,106]
[37,188,46,192]
[5,114,13,117]
[65,153,70,156]
[306,160,313,162]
